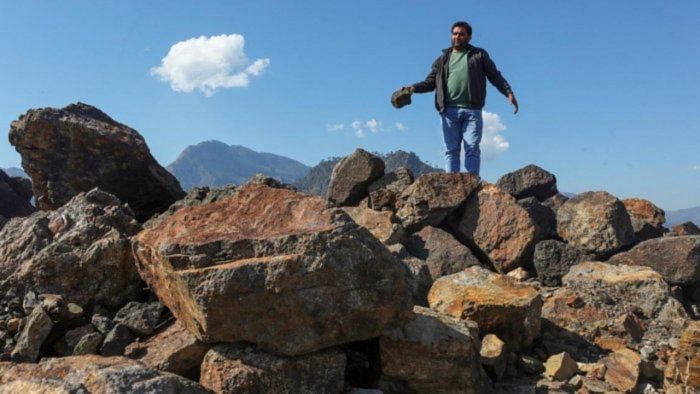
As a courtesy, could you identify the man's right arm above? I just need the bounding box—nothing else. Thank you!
[409,57,440,93]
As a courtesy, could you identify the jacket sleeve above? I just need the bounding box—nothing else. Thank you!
[411,57,440,93]
[483,50,513,97]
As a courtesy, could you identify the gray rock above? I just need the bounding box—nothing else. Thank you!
[404,226,481,280]
[100,323,135,356]
[399,257,432,306]
[518,355,545,375]
[0,169,34,219]
[113,301,163,337]
[496,164,558,201]
[327,149,385,206]
[367,166,414,211]
[10,306,53,362]
[533,240,596,286]
[53,324,95,356]
[91,313,114,335]
[72,332,103,355]
[518,196,557,240]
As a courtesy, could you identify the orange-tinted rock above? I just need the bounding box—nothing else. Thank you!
[341,206,405,245]
[604,348,641,392]
[133,180,413,356]
[664,321,700,391]
[428,266,542,350]
[396,172,480,232]
[481,334,508,381]
[544,352,578,381]
[449,184,540,273]
[623,198,666,241]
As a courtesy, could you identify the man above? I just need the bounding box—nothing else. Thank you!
[405,21,518,175]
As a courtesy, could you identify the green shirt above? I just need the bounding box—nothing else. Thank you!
[445,49,470,107]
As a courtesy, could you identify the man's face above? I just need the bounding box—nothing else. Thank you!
[451,26,470,49]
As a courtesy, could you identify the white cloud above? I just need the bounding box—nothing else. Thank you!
[350,119,383,138]
[150,34,270,96]
[689,165,700,171]
[395,122,407,131]
[481,111,510,160]
[326,123,345,132]
[351,121,366,138]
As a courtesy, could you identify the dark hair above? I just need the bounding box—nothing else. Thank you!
[451,21,472,36]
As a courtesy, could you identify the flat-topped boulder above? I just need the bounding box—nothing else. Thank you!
[556,191,635,256]
[608,236,700,288]
[428,266,542,350]
[0,355,206,392]
[326,148,385,206]
[495,164,558,201]
[449,184,540,273]
[396,172,480,232]
[623,198,666,241]
[133,180,413,356]
[9,102,184,221]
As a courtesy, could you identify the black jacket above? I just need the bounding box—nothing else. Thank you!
[412,44,512,112]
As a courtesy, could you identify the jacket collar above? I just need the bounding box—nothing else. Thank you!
[443,44,473,54]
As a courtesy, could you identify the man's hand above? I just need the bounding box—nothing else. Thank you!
[402,86,416,93]
[508,93,519,114]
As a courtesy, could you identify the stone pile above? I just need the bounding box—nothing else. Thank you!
[0,105,699,393]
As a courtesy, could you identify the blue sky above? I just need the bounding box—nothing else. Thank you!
[1,1,699,210]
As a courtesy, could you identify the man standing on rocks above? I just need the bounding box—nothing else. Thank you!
[404,21,518,175]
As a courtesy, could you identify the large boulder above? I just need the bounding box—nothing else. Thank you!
[0,189,142,308]
[428,266,542,350]
[0,169,34,219]
[556,191,635,256]
[533,240,595,286]
[380,306,490,393]
[449,184,540,273]
[495,164,558,201]
[341,206,405,245]
[326,148,385,206]
[608,236,700,288]
[200,344,345,394]
[403,226,481,280]
[0,355,206,392]
[396,172,480,232]
[133,180,413,356]
[623,198,666,241]
[367,166,414,211]
[9,102,185,221]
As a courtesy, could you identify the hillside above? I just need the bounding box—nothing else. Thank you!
[666,205,700,227]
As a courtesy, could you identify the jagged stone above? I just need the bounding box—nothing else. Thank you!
[533,240,595,286]
[449,184,540,273]
[623,198,666,241]
[0,189,142,308]
[124,321,209,379]
[673,221,700,236]
[0,169,34,219]
[380,306,489,393]
[0,355,206,392]
[327,149,385,206]
[91,314,115,335]
[367,166,414,211]
[113,301,163,337]
[398,257,432,306]
[608,236,700,288]
[664,321,700,391]
[403,226,481,280]
[518,196,557,240]
[9,103,184,221]
[496,164,558,201]
[72,332,103,355]
[428,266,542,350]
[341,206,405,245]
[395,172,479,232]
[544,352,578,381]
[10,306,52,362]
[542,192,569,213]
[200,343,345,394]
[481,334,508,381]
[556,191,635,256]
[133,180,412,356]
[604,348,641,393]
[100,323,134,357]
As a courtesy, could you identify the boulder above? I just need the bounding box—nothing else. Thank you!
[53,324,95,356]
[664,321,700,391]
[0,189,142,308]
[495,164,558,201]
[101,324,135,357]
[428,266,542,350]
[9,102,185,221]
[556,191,635,256]
[133,180,413,356]
[518,196,557,240]
[395,172,479,232]
[673,221,700,236]
[403,226,481,280]
[544,352,579,381]
[533,240,595,286]
[623,198,666,241]
[380,306,489,393]
[481,334,508,381]
[199,344,345,394]
[449,184,540,273]
[10,306,52,362]
[367,166,414,211]
[608,236,700,288]
[73,332,103,355]
[542,192,569,213]
[0,355,206,392]
[113,301,163,337]
[604,348,642,393]
[341,206,405,245]
[0,169,34,219]
[326,149,385,206]
[125,321,209,379]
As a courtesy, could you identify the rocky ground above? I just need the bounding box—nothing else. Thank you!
[0,103,699,393]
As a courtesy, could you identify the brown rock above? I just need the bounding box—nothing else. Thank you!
[556,191,635,256]
[327,148,385,206]
[133,180,413,356]
[9,102,184,221]
[380,306,489,393]
[398,257,432,307]
[481,334,508,381]
[54,324,95,356]
[495,164,558,201]
[10,306,53,362]
[341,206,405,245]
[544,352,579,381]
[395,172,480,232]
[200,344,345,394]
[125,321,209,379]
[403,226,481,280]
[609,236,700,288]
[0,189,142,308]
[449,184,540,273]
[673,221,700,236]
[604,348,641,392]
[664,321,700,391]
[623,198,666,241]
[428,266,542,350]
[367,166,414,211]
[0,355,206,392]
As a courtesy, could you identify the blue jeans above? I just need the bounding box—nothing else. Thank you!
[440,107,483,175]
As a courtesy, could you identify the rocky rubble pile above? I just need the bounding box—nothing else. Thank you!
[1,105,699,393]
